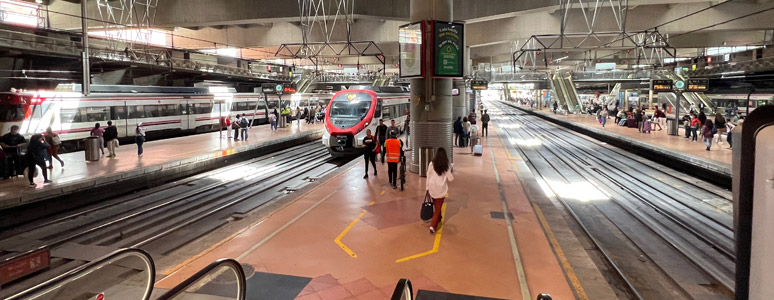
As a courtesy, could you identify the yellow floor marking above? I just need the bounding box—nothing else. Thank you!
[533,203,589,300]
[380,190,386,195]
[160,162,355,278]
[395,203,447,263]
[369,201,375,206]
[335,209,368,258]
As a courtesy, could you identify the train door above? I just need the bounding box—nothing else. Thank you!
[110,101,128,138]
[180,101,190,131]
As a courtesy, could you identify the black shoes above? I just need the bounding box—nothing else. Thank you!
[364,174,368,179]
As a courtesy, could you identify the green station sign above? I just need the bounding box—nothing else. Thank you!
[433,21,464,77]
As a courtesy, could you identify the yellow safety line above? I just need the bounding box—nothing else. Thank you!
[532,203,589,300]
[160,162,355,277]
[334,209,367,258]
[395,203,446,263]
[369,201,375,206]
[380,190,386,195]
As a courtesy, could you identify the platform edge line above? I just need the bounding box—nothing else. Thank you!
[334,209,367,258]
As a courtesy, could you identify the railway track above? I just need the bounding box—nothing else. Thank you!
[0,142,348,298]
[491,101,734,299]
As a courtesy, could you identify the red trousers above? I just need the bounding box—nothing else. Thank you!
[430,197,445,229]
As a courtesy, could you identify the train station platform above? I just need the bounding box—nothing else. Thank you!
[151,122,602,300]
[511,104,732,187]
[0,122,323,214]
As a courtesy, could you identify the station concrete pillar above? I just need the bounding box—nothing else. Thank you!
[408,0,454,173]
[452,79,466,124]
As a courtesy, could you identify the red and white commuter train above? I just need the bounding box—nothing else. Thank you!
[0,84,332,151]
[323,86,410,157]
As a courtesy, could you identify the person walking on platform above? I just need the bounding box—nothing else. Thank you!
[1,126,26,179]
[25,134,50,187]
[304,107,310,124]
[385,132,402,189]
[468,111,477,125]
[362,129,377,179]
[600,107,609,128]
[269,111,278,131]
[461,117,471,147]
[404,113,411,149]
[239,116,249,141]
[225,115,232,138]
[296,107,303,126]
[552,102,558,114]
[90,123,105,156]
[690,114,701,142]
[232,115,241,141]
[702,120,714,151]
[388,119,400,138]
[44,127,64,167]
[469,122,479,153]
[698,111,707,126]
[375,119,388,164]
[683,114,693,139]
[481,110,490,137]
[714,113,727,145]
[426,147,453,234]
[136,122,146,156]
[103,122,119,158]
[453,117,463,147]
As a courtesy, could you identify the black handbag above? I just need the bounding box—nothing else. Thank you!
[420,192,434,221]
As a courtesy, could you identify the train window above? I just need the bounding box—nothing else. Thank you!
[111,106,127,120]
[382,106,391,119]
[374,101,382,118]
[85,107,108,122]
[179,104,188,115]
[129,106,145,119]
[195,103,212,114]
[161,104,178,117]
[238,102,251,111]
[60,109,77,123]
[0,105,24,121]
[144,105,161,118]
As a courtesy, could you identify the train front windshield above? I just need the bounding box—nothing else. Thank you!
[329,92,373,129]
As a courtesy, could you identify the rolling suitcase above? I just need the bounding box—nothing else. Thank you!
[473,144,483,156]
[618,119,627,126]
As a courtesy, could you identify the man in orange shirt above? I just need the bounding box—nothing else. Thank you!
[385,131,403,189]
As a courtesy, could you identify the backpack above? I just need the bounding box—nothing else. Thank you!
[240,118,249,127]
[711,124,718,135]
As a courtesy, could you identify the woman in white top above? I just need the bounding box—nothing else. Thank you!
[426,147,454,233]
[135,122,146,156]
[462,117,471,147]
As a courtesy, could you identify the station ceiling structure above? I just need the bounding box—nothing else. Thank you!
[38,0,774,69]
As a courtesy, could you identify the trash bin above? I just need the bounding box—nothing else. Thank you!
[419,146,436,177]
[85,136,101,161]
[666,118,677,135]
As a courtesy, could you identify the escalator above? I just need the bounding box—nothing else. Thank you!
[549,73,581,113]
[549,75,570,112]
[661,72,716,115]
[560,74,582,112]
[6,248,246,300]
[390,278,554,300]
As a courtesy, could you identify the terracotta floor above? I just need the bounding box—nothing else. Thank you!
[535,108,732,165]
[0,121,322,198]
[155,124,576,300]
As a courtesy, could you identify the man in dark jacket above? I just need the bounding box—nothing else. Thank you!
[481,110,490,137]
[453,117,463,147]
[104,121,119,158]
[1,125,26,179]
[375,119,388,163]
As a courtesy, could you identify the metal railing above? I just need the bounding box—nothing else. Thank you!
[6,248,155,300]
[491,72,549,83]
[390,279,413,300]
[156,258,246,300]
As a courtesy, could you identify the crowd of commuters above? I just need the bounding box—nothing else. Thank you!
[577,100,739,152]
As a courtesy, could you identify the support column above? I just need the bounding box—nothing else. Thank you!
[81,0,90,96]
[452,79,466,125]
[408,0,453,173]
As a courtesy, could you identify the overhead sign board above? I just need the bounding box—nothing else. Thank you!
[471,79,488,90]
[685,78,709,92]
[262,83,282,94]
[282,83,297,94]
[399,21,425,78]
[433,21,464,78]
[651,79,673,92]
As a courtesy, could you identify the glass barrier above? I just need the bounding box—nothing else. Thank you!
[156,259,246,300]
[7,248,155,300]
[390,278,413,300]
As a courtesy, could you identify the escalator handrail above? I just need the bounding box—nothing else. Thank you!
[6,248,155,300]
[390,278,414,300]
[156,258,246,300]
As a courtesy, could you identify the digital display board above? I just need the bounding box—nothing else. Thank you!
[651,80,673,92]
[399,21,424,78]
[262,83,282,94]
[282,83,297,94]
[685,79,709,92]
[471,79,488,90]
[433,21,464,78]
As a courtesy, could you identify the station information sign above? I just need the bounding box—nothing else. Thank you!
[685,79,709,92]
[471,79,488,90]
[433,21,464,78]
[282,83,297,94]
[262,83,282,94]
[651,79,673,92]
